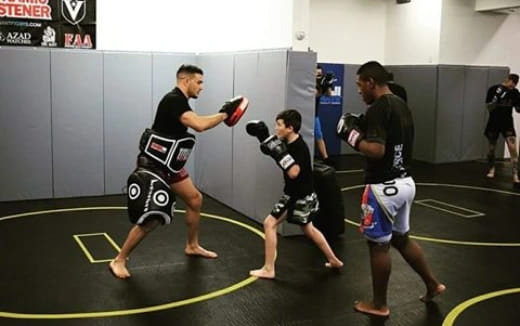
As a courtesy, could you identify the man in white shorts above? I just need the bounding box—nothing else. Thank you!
[337,61,445,318]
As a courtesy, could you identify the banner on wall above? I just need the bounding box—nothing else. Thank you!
[0,0,96,49]
[317,63,344,156]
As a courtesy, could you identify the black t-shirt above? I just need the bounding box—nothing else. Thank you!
[152,87,192,136]
[388,82,408,103]
[283,135,313,198]
[486,84,519,119]
[364,94,414,184]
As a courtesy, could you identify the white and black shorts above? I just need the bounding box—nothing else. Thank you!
[359,177,415,243]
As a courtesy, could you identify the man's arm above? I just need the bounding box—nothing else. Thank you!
[180,111,227,132]
[358,141,385,159]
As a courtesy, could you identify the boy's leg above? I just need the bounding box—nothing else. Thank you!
[391,233,445,301]
[250,214,284,279]
[301,222,343,268]
[110,218,161,279]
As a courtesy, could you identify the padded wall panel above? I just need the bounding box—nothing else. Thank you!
[390,65,438,162]
[0,48,53,201]
[51,50,104,197]
[104,52,152,194]
[341,64,364,155]
[152,53,197,175]
[436,66,465,163]
[461,66,489,161]
[194,54,234,205]
[232,52,259,218]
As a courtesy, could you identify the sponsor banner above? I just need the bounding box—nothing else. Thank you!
[317,63,345,156]
[0,0,96,49]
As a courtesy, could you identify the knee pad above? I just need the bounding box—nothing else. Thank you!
[127,169,176,225]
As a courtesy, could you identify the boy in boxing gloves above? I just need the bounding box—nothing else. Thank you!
[246,109,343,280]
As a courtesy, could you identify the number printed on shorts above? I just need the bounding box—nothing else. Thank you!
[383,185,398,196]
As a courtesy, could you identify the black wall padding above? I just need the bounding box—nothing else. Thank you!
[312,162,345,239]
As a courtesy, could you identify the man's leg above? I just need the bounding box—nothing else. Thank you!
[171,176,217,258]
[354,241,391,317]
[486,139,497,178]
[391,232,445,301]
[301,222,343,268]
[110,218,161,279]
[505,136,520,183]
[250,215,285,279]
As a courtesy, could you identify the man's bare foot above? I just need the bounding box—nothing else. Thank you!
[185,245,218,258]
[249,267,275,279]
[325,258,344,268]
[354,301,390,317]
[109,259,131,279]
[486,168,495,178]
[420,283,446,302]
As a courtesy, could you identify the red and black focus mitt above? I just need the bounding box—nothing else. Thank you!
[219,96,249,127]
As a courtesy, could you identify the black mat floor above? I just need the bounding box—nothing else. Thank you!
[1,155,519,326]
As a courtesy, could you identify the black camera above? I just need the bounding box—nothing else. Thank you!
[316,72,336,95]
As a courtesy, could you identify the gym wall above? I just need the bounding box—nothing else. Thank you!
[0,47,316,230]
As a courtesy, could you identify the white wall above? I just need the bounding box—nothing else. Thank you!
[309,0,387,63]
[97,0,293,53]
[384,0,443,64]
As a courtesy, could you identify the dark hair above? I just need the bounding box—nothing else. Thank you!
[317,65,323,71]
[387,71,395,81]
[357,61,390,85]
[508,73,519,85]
[176,64,203,78]
[276,109,301,133]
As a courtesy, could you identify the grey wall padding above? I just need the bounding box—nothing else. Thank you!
[152,53,198,175]
[341,64,364,155]
[51,51,104,198]
[193,54,235,204]
[0,48,53,201]
[461,67,489,161]
[436,66,465,163]
[389,66,438,162]
[103,52,153,194]
[231,52,261,218]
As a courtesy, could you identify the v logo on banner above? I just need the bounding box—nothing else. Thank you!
[62,0,86,25]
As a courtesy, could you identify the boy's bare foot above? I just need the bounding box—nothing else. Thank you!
[354,301,390,317]
[109,259,131,279]
[420,283,446,302]
[185,245,218,258]
[249,267,275,279]
[325,258,344,268]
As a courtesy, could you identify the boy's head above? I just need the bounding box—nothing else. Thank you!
[275,109,301,139]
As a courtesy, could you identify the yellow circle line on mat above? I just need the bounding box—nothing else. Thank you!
[442,288,520,326]
[0,207,263,319]
[341,183,520,247]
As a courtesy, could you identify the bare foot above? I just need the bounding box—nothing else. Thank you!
[325,258,344,269]
[185,245,218,259]
[249,267,275,279]
[354,301,390,317]
[420,283,446,302]
[109,259,131,279]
